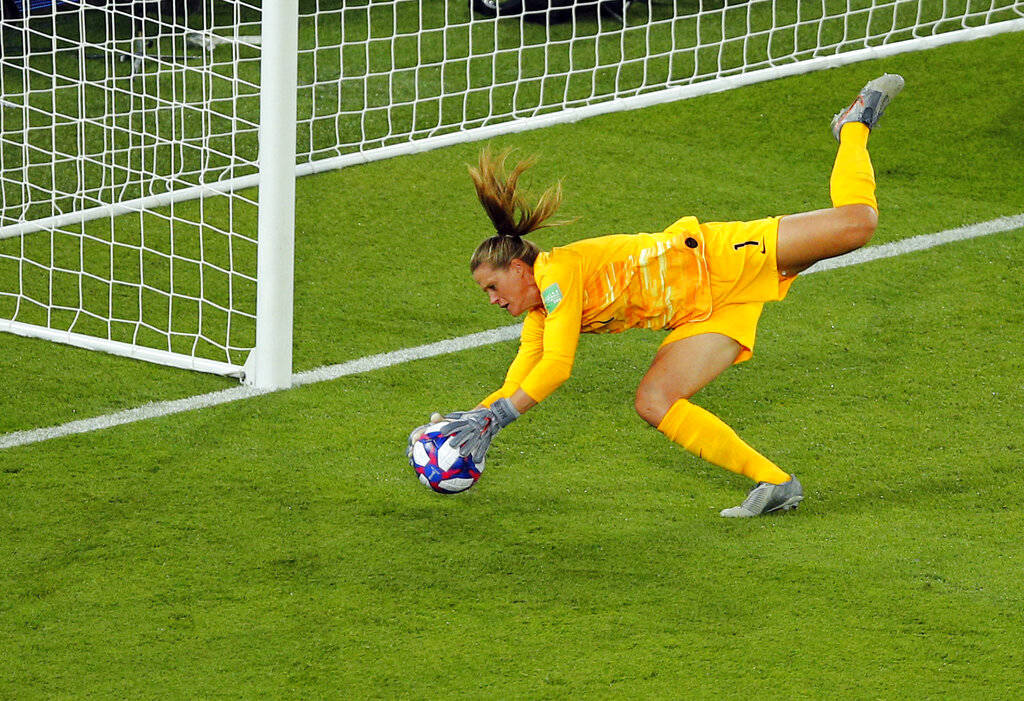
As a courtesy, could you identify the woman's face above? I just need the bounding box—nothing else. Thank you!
[472,259,542,317]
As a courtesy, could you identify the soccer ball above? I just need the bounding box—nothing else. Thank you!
[409,421,484,495]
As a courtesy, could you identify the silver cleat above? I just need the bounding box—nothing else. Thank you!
[720,474,804,518]
[830,73,905,141]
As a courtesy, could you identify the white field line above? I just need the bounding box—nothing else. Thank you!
[2,213,1022,451]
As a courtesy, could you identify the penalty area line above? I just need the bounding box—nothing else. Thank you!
[1,213,1022,451]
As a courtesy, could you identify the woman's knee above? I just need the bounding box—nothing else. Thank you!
[634,382,670,427]
[635,380,690,427]
[838,204,878,251]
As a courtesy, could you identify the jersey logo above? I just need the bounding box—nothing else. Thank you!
[541,283,563,313]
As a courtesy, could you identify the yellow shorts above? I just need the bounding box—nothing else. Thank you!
[661,216,795,363]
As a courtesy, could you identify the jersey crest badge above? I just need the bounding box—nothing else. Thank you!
[541,283,563,313]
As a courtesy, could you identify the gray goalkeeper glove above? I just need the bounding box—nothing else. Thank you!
[443,397,519,463]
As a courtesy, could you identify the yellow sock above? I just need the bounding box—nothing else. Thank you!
[656,399,790,484]
[830,122,877,210]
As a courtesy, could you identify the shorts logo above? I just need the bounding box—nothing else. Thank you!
[733,239,767,254]
[542,283,563,313]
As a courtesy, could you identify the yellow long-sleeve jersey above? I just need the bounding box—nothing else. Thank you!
[481,216,714,406]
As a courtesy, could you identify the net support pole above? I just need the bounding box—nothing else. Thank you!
[245,0,299,390]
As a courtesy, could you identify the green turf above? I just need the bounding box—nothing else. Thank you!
[2,31,1024,698]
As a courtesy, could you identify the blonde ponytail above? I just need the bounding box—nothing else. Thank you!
[468,148,568,272]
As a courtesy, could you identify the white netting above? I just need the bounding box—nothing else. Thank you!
[1,1,264,372]
[285,0,1023,161]
[1,0,1022,376]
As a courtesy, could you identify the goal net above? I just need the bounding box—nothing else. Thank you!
[2,0,1021,386]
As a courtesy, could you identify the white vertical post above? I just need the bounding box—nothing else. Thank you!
[246,1,299,390]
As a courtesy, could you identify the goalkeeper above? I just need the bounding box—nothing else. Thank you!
[416,74,904,517]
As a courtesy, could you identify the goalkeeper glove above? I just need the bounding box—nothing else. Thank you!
[443,397,519,463]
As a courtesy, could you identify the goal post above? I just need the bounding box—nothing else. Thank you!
[247,0,298,391]
[2,1,1022,388]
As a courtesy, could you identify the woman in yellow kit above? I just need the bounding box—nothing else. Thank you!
[425,74,904,517]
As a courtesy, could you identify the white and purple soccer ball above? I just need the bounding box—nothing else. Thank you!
[409,421,484,495]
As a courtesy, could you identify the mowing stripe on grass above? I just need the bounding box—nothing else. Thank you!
[2,213,1022,451]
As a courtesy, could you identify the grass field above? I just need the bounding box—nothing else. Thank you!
[2,28,1024,698]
